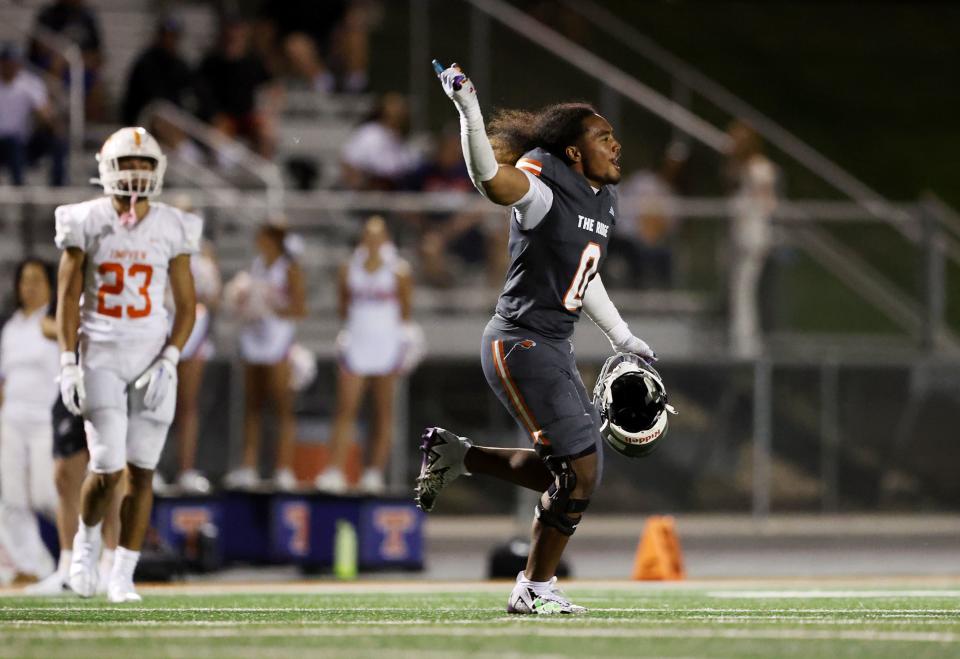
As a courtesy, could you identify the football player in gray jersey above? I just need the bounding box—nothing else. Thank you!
[416,62,655,614]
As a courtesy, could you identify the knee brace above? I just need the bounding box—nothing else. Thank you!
[534,454,590,537]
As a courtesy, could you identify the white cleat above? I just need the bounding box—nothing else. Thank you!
[68,531,101,598]
[314,467,348,494]
[414,427,471,512]
[506,572,587,615]
[273,468,298,492]
[177,469,212,495]
[358,468,386,495]
[24,572,69,596]
[223,467,260,491]
[106,579,142,604]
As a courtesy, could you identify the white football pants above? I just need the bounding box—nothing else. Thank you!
[81,336,176,474]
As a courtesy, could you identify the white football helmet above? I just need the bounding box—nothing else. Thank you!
[593,353,677,458]
[93,127,167,197]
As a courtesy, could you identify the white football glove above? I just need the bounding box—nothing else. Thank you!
[438,64,480,118]
[59,352,85,416]
[607,322,657,363]
[134,345,180,410]
[436,61,498,188]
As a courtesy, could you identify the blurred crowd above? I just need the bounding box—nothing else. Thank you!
[0,0,781,341]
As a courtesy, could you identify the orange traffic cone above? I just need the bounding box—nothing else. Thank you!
[631,515,685,580]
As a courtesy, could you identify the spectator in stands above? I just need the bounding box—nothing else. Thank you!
[614,142,689,289]
[28,0,105,121]
[261,0,374,93]
[341,92,420,190]
[0,258,59,584]
[223,223,306,492]
[196,17,280,159]
[405,126,494,287]
[0,43,65,186]
[282,32,335,93]
[121,16,195,126]
[722,119,779,358]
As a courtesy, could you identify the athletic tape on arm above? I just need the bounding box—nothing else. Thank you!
[458,105,499,193]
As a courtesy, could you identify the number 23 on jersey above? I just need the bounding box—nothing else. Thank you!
[97,262,153,319]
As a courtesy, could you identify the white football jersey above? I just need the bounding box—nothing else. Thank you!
[55,197,203,341]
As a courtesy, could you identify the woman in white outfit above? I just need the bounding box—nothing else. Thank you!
[0,258,60,582]
[224,224,306,491]
[315,217,417,494]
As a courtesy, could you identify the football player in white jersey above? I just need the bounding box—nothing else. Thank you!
[54,127,200,602]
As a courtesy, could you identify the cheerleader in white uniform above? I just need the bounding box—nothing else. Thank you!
[224,224,306,491]
[0,259,59,582]
[315,217,420,494]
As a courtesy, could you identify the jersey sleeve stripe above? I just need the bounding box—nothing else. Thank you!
[491,339,551,446]
[516,158,543,176]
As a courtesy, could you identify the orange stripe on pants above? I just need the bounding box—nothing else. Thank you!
[491,339,550,446]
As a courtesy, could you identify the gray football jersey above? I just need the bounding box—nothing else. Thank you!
[495,147,618,340]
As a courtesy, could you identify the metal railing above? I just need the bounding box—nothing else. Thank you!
[413,0,959,349]
[138,100,285,213]
[0,185,952,348]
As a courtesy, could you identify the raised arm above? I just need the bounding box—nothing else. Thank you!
[437,64,530,206]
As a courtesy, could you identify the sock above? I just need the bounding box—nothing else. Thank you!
[110,547,140,585]
[57,550,72,579]
[519,574,552,591]
[77,520,102,544]
[98,548,115,582]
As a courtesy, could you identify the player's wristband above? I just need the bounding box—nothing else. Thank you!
[160,345,181,366]
[60,351,77,367]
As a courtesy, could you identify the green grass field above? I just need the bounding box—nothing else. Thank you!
[1,582,958,658]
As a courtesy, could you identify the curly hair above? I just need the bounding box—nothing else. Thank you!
[487,102,598,166]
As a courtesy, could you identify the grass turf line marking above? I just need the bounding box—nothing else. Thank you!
[708,590,960,598]
[1,625,957,643]
[0,603,960,624]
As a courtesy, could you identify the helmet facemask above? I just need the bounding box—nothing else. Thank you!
[97,156,166,198]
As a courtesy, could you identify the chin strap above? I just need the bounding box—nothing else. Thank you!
[118,193,139,227]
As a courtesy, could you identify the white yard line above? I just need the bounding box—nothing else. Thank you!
[0,624,956,644]
[708,590,960,599]
[5,577,960,598]
[1,606,957,616]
